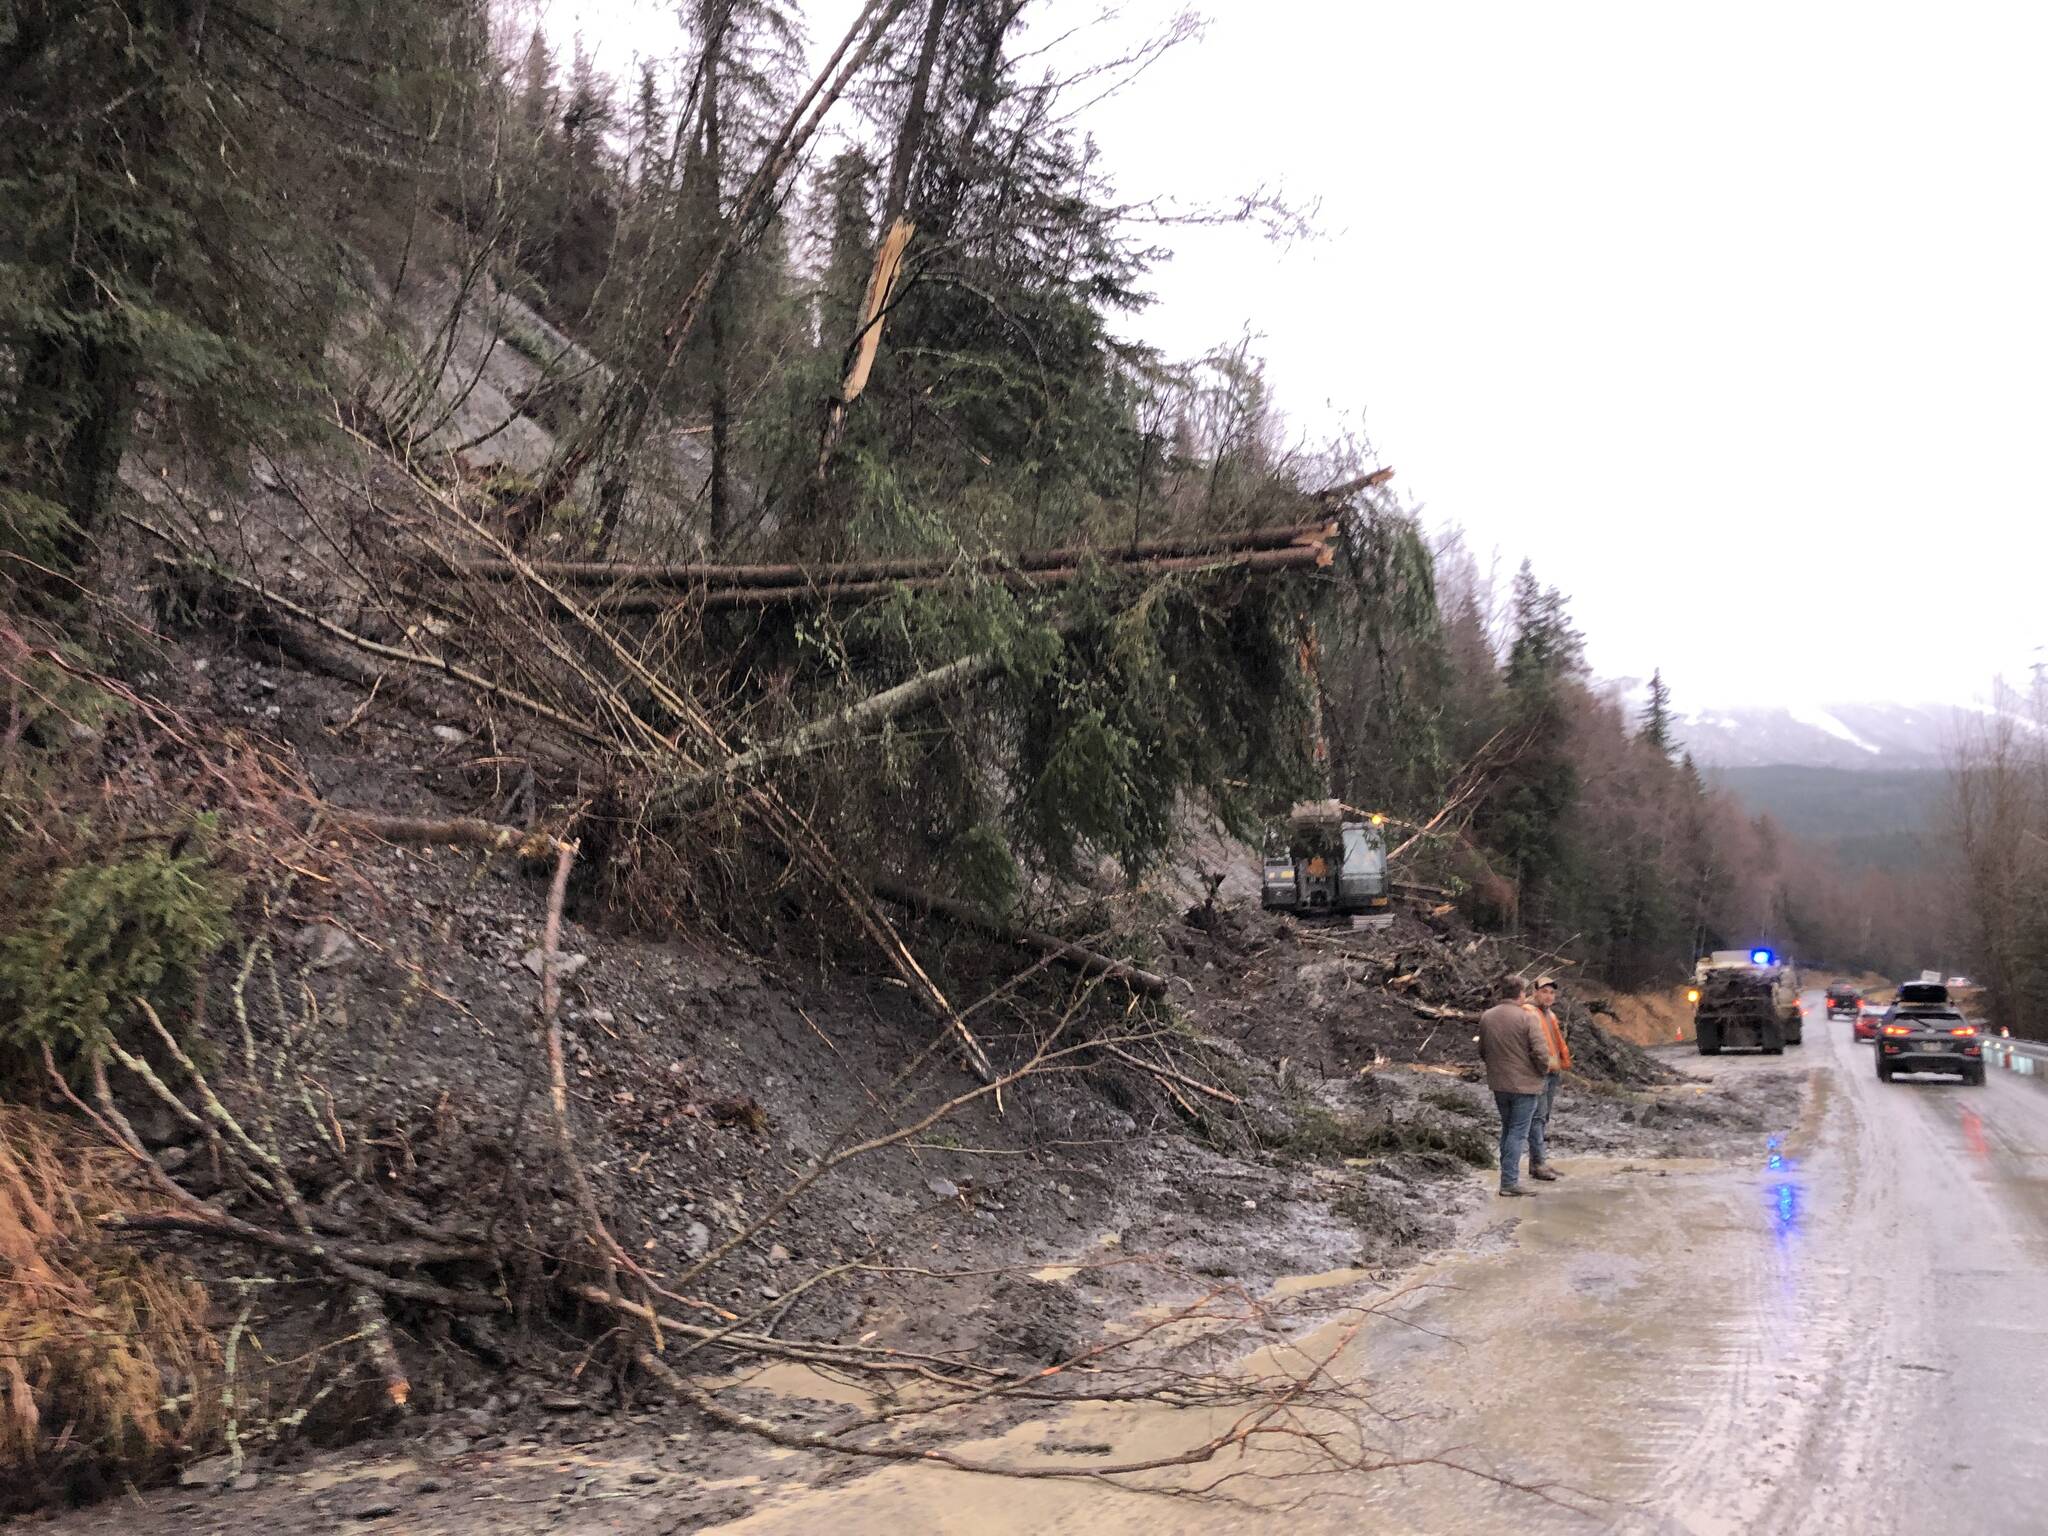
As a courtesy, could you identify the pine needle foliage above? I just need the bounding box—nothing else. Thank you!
[0,820,237,1069]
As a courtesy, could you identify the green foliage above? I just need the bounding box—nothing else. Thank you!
[1483,560,1587,890]
[1504,560,1586,694]
[0,651,129,807]
[0,824,237,1067]
[1638,668,1675,757]
[949,823,1021,911]
[1325,505,1451,813]
[1009,579,1317,881]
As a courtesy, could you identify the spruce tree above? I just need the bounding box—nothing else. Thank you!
[0,0,472,584]
[1639,668,1675,757]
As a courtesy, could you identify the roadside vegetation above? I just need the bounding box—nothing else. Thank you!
[1946,676,2048,1036]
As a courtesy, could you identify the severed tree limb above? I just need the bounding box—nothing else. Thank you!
[129,1001,418,1406]
[872,881,1168,999]
[534,839,662,1346]
[590,543,1333,613]
[1409,1002,1478,1023]
[656,647,1008,812]
[577,1286,995,1383]
[329,807,563,861]
[676,1372,1317,1484]
[1092,1042,1240,1106]
[99,1211,493,1270]
[56,1049,505,1327]
[250,620,586,775]
[1314,466,1396,503]
[439,520,1337,589]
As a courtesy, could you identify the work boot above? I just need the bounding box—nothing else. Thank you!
[1498,1186,1536,1198]
[1531,1165,1562,1182]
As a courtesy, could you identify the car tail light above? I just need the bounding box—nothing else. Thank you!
[1882,1024,1912,1036]
[1950,1025,1977,1036]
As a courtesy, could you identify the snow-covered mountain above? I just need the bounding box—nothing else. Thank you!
[1601,680,2036,771]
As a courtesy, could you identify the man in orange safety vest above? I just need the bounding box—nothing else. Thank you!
[1526,976,1572,1181]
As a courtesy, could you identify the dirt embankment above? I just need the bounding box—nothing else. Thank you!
[13,622,1777,1528]
[1586,984,1698,1048]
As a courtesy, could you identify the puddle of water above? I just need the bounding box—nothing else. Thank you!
[1266,1266,1375,1300]
[713,1361,884,1410]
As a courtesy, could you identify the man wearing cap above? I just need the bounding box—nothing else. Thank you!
[1479,974,1558,1197]
[1527,976,1572,1181]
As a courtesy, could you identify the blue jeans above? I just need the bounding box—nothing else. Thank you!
[1493,1090,1540,1190]
[1528,1073,1562,1168]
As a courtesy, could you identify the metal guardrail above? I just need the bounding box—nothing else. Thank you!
[1983,1037,2048,1077]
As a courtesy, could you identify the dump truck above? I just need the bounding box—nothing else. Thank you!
[1259,800,1390,918]
[1690,948,1804,1055]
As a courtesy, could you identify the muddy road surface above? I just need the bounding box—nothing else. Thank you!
[37,994,2048,1535]
[694,991,2048,1536]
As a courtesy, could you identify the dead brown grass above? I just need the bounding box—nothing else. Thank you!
[0,1105,218,1507]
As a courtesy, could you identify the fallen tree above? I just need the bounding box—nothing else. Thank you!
[437,519,1338,591]
[604,542,1334,613]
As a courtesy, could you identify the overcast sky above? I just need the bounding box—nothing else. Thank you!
[545,0,2048,711]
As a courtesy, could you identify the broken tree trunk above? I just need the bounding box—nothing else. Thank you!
[328,809,565,861]
[436,520,1337,590]
[872,881,1168,998]
[1313,466,1395,503]
[657,645,1007,812]
[509,0,918,539]
[595,543,1333,615]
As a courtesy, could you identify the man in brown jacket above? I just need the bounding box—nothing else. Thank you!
[1527,976,1572,1181]
[1479,975,1557,1197]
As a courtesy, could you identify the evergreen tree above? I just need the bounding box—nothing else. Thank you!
[815,150,881,349]
[1484,561,1586,907]
[0,0,467,586]
[1504,560,1586,691]
[1639,668,1675,757]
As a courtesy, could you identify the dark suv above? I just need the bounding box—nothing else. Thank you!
[1825,983,1862,1022]
[1876,1007,1986,1085]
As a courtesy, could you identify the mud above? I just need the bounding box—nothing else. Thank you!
[30,1044,1816,1536]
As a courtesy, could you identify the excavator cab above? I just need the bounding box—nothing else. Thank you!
[1260,801,1389,917]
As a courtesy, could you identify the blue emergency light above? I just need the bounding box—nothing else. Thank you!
[1750,948,1774,966]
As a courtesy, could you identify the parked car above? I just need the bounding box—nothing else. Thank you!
[1853,1001,1887,1042]
[1876,1008,1986,1085]
[1825,983,1862,1022]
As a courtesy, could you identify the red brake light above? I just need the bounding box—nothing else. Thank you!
[1881,1024,1911,1037]
[1950,1025,1977,1037]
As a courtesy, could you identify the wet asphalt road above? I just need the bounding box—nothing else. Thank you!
[706,992,2048,1535]
[1734,993,2048,1536]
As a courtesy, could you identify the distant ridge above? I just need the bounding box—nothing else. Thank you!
[1707,764,1945,870]
[1596,679,2031,771]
